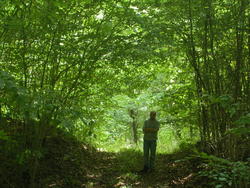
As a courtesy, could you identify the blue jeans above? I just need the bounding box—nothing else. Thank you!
[143,140,157,169]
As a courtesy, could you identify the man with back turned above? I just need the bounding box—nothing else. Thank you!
[141,111,160,173]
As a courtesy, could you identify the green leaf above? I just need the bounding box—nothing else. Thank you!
[0,78,5,89]
[218,177,227,181]
[226,127,250,136]
[235,113,250,125]
[0,130,9,141]
[102,22,113,35]
[215,185,223,188]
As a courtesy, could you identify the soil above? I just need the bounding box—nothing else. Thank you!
[38,135,206,188]
[1,133,208,188]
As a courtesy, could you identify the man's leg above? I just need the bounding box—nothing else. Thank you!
[149,140,157,170]
[143,140,150,171]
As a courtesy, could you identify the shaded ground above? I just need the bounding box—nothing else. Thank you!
[83,151,203,188]
[1,132,207,188]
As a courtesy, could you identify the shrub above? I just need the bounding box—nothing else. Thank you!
[197,152,250,188]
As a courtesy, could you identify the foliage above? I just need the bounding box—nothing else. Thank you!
[0,0,249,187]
[197,152,250,188]
[226,113,250,136]
[0,130,9,141]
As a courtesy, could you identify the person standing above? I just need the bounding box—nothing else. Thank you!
[141,111,160,173]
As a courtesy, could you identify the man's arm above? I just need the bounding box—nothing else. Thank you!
[143,127,159,133]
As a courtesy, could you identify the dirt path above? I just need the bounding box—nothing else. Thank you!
[37,136,204,188]
[84,151,201,188]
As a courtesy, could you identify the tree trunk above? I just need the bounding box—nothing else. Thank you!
[129,109,138,144]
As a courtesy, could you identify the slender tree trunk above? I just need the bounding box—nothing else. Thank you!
[129,109,138,144]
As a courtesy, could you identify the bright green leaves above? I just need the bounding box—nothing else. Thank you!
[0,71,17,94]
[0,71,29,118]
[0,77,5,89]
[101,21,113,36]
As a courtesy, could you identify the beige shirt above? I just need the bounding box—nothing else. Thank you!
[143,119,160,140]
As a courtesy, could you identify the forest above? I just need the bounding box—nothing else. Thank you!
[0,0,249,187]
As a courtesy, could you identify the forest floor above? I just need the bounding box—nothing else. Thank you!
[81,151,202,188]
[37,133,207,188]
[1,131,208,188]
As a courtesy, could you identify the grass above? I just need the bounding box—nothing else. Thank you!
[95,128,200,155]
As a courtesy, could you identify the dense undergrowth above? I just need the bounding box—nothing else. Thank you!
[0,128,92,188]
